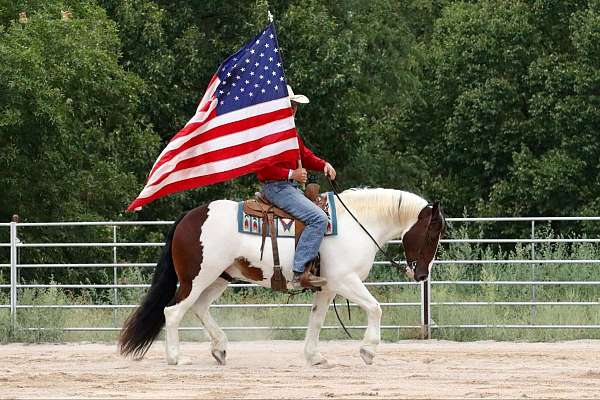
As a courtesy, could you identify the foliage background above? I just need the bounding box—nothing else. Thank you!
[1,0,598,224]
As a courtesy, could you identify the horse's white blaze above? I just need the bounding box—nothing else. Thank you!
[163,189,430,366]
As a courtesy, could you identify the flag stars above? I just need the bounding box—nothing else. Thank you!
[215,31,288,111]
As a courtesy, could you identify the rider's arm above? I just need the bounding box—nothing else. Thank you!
[298,137,326,171]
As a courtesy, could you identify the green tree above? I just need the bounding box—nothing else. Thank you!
[396,0,599,221]
[482,1,600,218]
[0,1,160,221]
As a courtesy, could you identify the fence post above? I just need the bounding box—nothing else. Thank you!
[420,279,431,339]
[531,221,537,322]
[10,215,18,331]
[113,225,118,327]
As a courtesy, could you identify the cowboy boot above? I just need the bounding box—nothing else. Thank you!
[291,272,327,289]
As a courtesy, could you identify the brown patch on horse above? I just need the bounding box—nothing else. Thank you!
[234,257,264,281]
[171,204,210,303]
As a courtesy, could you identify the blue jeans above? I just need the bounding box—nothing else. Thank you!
[262,181,328,273]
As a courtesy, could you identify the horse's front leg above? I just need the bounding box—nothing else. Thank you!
[334,274,382,365]
[304,290,336,366]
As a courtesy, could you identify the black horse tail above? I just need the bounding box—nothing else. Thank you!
[118,214,186,359]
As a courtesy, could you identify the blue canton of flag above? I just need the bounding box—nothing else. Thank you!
[216,23,288,115]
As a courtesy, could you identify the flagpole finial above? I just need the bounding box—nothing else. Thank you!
[268,10,273,22]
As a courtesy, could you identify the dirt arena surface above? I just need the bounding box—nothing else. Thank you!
[2,340,600,399]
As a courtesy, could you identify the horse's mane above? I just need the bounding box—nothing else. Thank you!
[336,188,427,222]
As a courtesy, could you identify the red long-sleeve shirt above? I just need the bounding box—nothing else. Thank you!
[256,136,326,182]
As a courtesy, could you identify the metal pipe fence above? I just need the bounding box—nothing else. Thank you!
[1,217,599,337]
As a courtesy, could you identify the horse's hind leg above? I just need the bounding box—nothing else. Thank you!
[163,266,228,365]
[191,277,229,365]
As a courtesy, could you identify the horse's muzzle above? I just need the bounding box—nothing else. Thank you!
[414,272,428,282]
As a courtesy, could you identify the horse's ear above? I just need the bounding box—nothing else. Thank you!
[428,201,445,235]
[426,202,440,222]
[425,202,439,225]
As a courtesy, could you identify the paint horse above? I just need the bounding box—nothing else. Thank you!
[119,188,445,366]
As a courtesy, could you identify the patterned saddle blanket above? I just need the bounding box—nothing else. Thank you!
[237,192,338,237]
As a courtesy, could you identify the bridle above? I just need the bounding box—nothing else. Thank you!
[328,179,420,279]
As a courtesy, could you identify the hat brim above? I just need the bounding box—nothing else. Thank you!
[290,94,310,104]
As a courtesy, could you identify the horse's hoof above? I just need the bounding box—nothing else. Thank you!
[166,357,178,366]
[211,349,227,365]
[313,359,334,369]
[178,356,193,365]
[360,348,375,365]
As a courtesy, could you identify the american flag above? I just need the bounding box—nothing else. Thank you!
[127,23,299,211]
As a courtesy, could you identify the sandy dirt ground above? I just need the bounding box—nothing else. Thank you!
[1,340,600,399]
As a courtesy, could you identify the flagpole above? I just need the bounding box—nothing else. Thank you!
[297,159,306,190]
[267,10,303,192]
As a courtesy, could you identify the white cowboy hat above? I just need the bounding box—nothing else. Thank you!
[287,85,310,104]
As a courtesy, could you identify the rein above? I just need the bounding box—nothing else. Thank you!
[327,179,416,279]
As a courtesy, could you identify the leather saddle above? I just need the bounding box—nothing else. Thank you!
[242,182,325,292]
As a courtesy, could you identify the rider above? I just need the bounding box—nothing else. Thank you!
[256,85,337,289]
